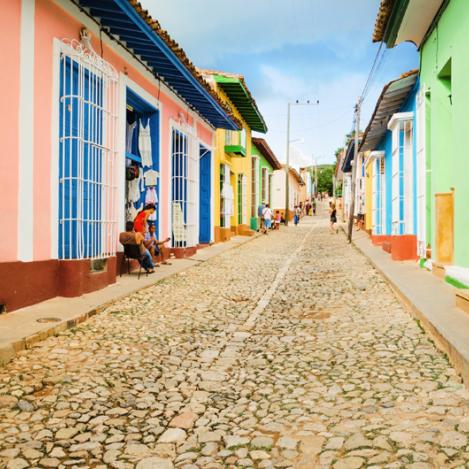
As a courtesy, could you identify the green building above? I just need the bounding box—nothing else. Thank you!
[250,138,282,231]
[374,0,469,287]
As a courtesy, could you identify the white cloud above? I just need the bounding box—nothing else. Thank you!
[141,0,379,65]
[254,65,367,164]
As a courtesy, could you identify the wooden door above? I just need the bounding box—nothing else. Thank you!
[435,192,454,264]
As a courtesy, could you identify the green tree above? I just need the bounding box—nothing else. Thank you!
[317,165,334,194]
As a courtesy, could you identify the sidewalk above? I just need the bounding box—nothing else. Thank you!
[0,234,259,366]
[349,229,469,386]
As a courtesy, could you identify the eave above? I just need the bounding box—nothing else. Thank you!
[74,0,239,130]
[252,138,282,170]
[373,0,446,48]
[213,75,268,133]
[360,70,418,153]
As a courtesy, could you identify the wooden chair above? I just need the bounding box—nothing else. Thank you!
[120,244,146,279]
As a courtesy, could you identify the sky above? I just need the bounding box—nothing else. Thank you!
[141,0,418,168]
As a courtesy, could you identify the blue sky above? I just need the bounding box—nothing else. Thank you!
[141,0,418,167]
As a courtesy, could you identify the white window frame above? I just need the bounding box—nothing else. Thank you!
[388,112,414,235]
[416,89,427,257]
[369,151,384,234]
[169,120,199,248]
[53,38,119,260]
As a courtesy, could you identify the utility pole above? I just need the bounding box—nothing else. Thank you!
[285,102,291,225]
[284,100,319,226]
[347,97,362,243]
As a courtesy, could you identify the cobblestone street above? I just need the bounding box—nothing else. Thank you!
[1,215,468,469]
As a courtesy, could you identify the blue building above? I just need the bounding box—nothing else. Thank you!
[359,70,422,260]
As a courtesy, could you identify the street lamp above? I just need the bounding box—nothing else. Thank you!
[285,100,319,225]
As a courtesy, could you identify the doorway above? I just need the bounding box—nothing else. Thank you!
[435,191,454,264]
[199,146,211,244]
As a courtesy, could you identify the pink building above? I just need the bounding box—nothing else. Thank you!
[0,0,238,312]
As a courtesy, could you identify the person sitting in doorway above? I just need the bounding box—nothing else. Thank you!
[274,210,281,230]
[144,224,172,266]
[119,221,155,274]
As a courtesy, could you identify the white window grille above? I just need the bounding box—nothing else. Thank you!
[171,127,199,248]
[416,90,427,257]
[225,130,239,146]
[220,164,232,228]
[391,125,402,234]
[372,160,378,234]
[251,157,259,217]
[58,39,118,260]
[261,168,268,203]
[242,173,248,224]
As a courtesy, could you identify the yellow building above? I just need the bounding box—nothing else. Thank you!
[200,70,268,242]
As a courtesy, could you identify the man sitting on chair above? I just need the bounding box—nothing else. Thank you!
[119,221,155,274]
[144,224,171,266]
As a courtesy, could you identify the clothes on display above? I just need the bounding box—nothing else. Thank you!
[144,169,159,187]
[221,183,234,216]
[145,186,158,205]
[138,118,153,167]
[127,172,144,203]
[126,121,137,153]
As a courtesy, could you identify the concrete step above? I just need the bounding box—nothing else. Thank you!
[456,290,469,315]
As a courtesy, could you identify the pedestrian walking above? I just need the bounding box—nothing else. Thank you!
[262,204,272,234]
[312,198,317,216]
[257,201,265,232]
[330,202,338,234]
[294,206,301,226]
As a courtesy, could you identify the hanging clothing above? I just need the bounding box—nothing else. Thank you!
[144,169,159,187]
[145,187,158,205]
[138,119,153,167]
[126,121,137,153]
[127,172,143,203]
[126,202,140,222]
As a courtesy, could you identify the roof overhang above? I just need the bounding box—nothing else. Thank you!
[373,0,445,48]
[213,75,268,133]
[74,0,238,130]
[359,71,418,152]
[252,138,282,170]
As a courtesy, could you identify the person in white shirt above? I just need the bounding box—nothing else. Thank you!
[262,204,273,234]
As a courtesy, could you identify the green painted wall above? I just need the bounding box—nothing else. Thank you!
[250,144,275,230]
[420,0,469,267]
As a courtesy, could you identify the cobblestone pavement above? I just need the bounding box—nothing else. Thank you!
[1,215,468,469]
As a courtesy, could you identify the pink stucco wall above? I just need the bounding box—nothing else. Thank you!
[31,0,213,260]
[0,1,21,261]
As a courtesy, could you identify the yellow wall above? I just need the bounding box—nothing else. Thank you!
[212,84,252,230]
[365,154,373,231]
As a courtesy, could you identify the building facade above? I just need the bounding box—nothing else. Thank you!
[374,0,469,286]
[359,71,420,260]
[0,0,238,311]
[250,138,282,231]
[200,71,268,242]
[271,167,305,221]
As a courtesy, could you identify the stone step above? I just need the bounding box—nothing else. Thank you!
[456,290,469,315]
[432,262,446,279]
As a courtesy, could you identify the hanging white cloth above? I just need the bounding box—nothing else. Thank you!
[126,121,137,153]
[138,119,153,167]
[145,187,158,205]
[127,172,143,203]
[144,169,159,187]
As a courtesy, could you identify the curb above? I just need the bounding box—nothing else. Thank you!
[346,227,469,387]
[0,233,262,367]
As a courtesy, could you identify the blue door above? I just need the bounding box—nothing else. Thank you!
[199,147,211,243]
